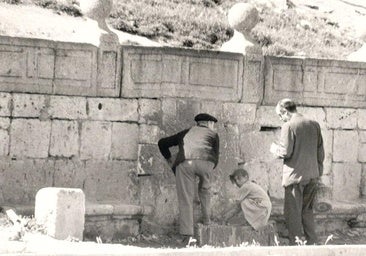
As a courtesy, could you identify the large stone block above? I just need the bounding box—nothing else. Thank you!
[321,129,333,175]
[111,122,138,160]
[242,54,264,104]
[216,124,241,176]
[240,131,278,162]
[53,159,86,189]
[49,96,87,120]
[83,160,139,203]
[121,46,243,101]
[332,162,362,200]
[263,57,366,108]
[222,103,256,125]
[326,107,358,129]
[88,98,138,122]
[196,222,277,246]
[358,109,366,130]
[0,118,9,156]
[10,119,51,158]
[35,187,85,240]
[50,120,79,157]
[298,107,327,129]
[139,124,161,144]
[0,159,54,204]
[12,93,47,118]
[255,106,282,128]
[0,93,11,117]
[333,130,358,162]
[361,164,366,197]
[138,99,162,125]
[80,121,111,160]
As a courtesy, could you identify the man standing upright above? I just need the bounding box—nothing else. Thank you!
[270,99,324,245]
[158,113,219,243]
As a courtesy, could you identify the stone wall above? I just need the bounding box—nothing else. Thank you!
[1,35,366,234]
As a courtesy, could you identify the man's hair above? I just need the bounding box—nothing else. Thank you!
[229,168,249,183]
[277,98,297,113]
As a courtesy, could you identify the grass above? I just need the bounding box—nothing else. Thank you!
[0,0,363,59]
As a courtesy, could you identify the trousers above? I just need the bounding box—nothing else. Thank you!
[175,159,214,236]
[284,178,318,245]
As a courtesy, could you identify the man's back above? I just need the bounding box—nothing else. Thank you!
[282,113,324,186]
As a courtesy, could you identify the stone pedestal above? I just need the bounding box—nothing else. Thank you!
[80,0,121,96]
[35,187,85,240]
[221,3,262,55]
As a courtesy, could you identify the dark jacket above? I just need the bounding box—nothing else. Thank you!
[158,125,219,173]
[276,113,324,186]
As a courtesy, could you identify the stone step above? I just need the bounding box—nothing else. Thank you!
[196,221,278,247]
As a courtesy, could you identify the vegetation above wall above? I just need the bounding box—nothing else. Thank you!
[0,0,364,59]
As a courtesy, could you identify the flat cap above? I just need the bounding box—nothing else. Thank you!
[194,113,218,123]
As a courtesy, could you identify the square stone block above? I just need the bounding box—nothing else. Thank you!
[50,120,79,157]
[332,162,361,200]
[326,107,357,129]
[111,122,138,160]
[88,98,138,122]
[0,93,11,117]
[333,130,358,162]
[10,119,51,158]
[12,93,47,118]
[80,121,111,160]
[49,96,87,120]
[138,99,162,125]
[35,187,85,240]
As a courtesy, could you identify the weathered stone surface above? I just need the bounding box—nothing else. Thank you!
[35,187,85,240]
[12,94,47,117]
[361,164,366,197]
[242,54,264,103]
[0,118,10,156]
[298,107,327,129]
[10,119,51,158]
[358,143,366,163]
[222,103,256,125]
[0,93,11,117]
[111,122,138,160]
[326,108,358,129]
[358,109,366,130]
[80,121,111,160]
[50,120,79,157]
[49,96,87,120]
[263,57,366,108]
[321,129,333,175]
[200,100,224,122]
[139,124,161,144]
[332,162,362,200]
[196,221,277,246]
[88,98,138,122]
[0,159,54,204]
[244,160,283,199]
[83,160,138,202]
[121,46,243,102]
[53,159,86,189]
[240,131,278,162]
[138,144,168,175]
[138,99,162,125]
[333,130,358,162]
[85,216,139,242]
[176,99,200,127]
[255,106,282,128]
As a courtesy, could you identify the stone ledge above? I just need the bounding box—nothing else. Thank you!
[2,202,153,241]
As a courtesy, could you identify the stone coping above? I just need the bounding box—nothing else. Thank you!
[2,202,153,218]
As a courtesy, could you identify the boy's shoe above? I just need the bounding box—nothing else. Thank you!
[176,235,197,247]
